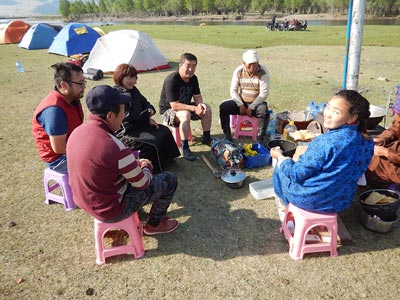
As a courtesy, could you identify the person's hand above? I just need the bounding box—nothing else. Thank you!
[195,104,206,117]
[149,118,159,129]
[239,105,246,115]
[374,145,389,158]
[148,108,155,116]
[246,107,253,117]
[373,137,385,146]
[270,146,283,159]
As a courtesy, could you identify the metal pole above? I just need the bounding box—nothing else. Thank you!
[346,0,366,91]
[342,0,353,90]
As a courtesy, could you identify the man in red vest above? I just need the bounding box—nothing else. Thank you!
[32,62,85,173]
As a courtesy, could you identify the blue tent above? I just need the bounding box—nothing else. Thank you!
[19,23,61,50]
[48,23,100,56]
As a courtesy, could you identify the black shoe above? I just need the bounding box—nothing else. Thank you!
[224,134,233,142]
[202,137,212,146]
[182,148,197,161]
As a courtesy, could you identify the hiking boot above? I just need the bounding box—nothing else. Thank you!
[182,148,197,161]
[143,216,179,235]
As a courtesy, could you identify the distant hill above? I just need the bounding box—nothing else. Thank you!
[0,0,59,17]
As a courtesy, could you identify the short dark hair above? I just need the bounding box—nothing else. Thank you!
[179,53,197,65]
[51,62,83,88]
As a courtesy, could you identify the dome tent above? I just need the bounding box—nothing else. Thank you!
[48,23,100,56]
[19,23,61,50]
[82,30,170,73]
[0,20,30,44]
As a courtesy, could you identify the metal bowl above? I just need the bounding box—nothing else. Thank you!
[367,105,386,129]
[358,207,399,233]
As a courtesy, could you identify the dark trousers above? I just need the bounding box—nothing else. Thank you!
[219,100,269,137]
[106,171,177,225]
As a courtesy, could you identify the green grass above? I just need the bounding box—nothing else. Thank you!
[103,25,400,48]
[1,24,400,299]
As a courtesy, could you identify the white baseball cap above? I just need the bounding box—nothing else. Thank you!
[242,50,259,64]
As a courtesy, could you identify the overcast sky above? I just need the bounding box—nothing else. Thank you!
[0,0,59,17]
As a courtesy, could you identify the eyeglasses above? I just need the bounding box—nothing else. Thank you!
[67,80,87,87]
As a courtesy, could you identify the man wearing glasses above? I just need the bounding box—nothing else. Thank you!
[32,62,85,173]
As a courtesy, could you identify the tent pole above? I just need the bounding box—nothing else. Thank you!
[342,0,353,90]
[346,0,366,91]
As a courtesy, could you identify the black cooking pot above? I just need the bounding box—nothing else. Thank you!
[267,139,297,158]
[359,189,400,221]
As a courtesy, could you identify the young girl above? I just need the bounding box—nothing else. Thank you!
[270,90,374,214]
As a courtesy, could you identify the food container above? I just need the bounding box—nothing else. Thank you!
[359,189,400,221]
[243,143,271,169]
[249,178,275,200]
[267,139,297,158]
[275,111,313,133]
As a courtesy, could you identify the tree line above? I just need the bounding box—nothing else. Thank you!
[59,0,399,19]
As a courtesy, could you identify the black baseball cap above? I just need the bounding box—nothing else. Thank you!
[86,85,130,114]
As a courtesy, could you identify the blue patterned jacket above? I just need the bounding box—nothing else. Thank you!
[273,125,374,213]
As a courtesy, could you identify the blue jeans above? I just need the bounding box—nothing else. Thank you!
[47,155,68,174]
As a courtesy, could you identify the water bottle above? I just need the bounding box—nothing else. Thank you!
[282,120,297,140]
[319,102,327,113]
[16,60,24,73]
[305,101,315,121]
[312,105,319,118]
[266,110,276,135]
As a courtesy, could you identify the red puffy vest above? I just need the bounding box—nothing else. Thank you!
[32,90,84,163]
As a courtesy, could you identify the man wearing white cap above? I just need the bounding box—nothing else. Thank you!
[219,49,270,143]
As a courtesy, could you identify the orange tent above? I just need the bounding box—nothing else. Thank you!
[0,20,31,44]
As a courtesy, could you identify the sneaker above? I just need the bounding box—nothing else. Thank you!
[143,216,179,235]
[182,148,197,161]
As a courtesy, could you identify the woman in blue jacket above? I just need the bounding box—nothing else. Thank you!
[270,90,374,214]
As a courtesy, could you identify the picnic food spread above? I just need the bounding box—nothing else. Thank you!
[291,129,316,141]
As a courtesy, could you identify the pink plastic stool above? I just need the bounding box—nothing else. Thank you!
[94,213,145,265]
[280,203,338,260]
[43,168,76,211]
[230,115,258,141]
[170,126,193,148]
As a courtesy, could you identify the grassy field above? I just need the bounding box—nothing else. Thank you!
[1,25,400,299]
